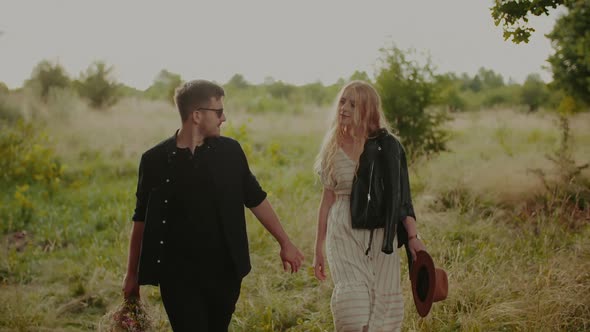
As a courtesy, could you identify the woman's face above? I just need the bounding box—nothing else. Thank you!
[338,88,356,127]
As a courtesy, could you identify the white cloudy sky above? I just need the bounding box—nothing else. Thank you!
[0,0,562,90]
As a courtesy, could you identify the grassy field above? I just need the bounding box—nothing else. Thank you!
[0,95,589,331]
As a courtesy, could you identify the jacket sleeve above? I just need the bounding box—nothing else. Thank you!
[397,143,416,248]
[399,144,416,221]
[381,136,401,254]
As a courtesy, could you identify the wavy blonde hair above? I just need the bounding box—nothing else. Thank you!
[314,80,392,185]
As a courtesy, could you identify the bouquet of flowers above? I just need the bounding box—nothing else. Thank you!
[100,297,153,332]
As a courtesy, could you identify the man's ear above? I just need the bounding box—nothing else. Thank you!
[191,110,200,124]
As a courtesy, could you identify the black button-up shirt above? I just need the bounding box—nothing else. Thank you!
[166,145,232,275]
[132,132,267,286]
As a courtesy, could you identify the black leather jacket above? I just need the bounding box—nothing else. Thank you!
[351,129,416,255]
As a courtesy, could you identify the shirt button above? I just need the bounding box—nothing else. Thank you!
[172,151,176,155]
[162,220,166,224]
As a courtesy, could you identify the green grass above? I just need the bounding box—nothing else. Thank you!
[0,95,589,331]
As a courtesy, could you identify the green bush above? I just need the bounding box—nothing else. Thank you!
[0,121,63,186]
[75,61,120,108]
[0,94,23,123]
[24,60,71,102]
[375,46,450,159]
[481,85,520,108]
[457,85,521,111]
[521,74,549,112]
[144,70,182,104]
[265,81,296,100]
[225,74,250,90]
[433,73,467,112]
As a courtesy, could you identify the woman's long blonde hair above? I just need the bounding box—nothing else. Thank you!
[314,80,392,183]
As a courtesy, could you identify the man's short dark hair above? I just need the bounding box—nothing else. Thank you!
[174,80,225,122]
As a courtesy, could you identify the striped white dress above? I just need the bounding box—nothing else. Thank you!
[324,148,404,332]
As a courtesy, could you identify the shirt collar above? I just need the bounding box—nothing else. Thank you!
[165,130,220,161]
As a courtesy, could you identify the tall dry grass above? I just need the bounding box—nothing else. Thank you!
[0,93,589,331]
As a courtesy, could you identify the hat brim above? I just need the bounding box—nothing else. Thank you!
[411,250,436,317]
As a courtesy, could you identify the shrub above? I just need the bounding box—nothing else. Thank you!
[144,70,182,104]
[24,60,71,101]
[521,74,549,112]
[75,61,120,108]
[375,46,450,159]
[481,85,520,109]
[0,94,23,123]
[0,121,63,186]
[528,114,590,228]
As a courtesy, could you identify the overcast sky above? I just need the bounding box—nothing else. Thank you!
[0,0,562,90]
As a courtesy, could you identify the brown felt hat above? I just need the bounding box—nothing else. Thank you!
[410,250,448,317]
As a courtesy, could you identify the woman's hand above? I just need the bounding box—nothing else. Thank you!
[313,249,327,281]
[408,237,427,262]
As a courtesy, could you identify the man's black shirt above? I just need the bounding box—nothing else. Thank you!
[167,145,232,276]
[132,133,267,285]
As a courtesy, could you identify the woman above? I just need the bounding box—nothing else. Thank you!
[313,81,426,332]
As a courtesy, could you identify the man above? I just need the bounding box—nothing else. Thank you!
[122,79,304,331]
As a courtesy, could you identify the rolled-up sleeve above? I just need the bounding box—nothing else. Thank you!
[239,145,267,208]
[132,154,149,222]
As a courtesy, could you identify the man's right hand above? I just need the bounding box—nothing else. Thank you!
[122,274,140,299]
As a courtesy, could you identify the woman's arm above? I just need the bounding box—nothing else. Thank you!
[314,187,335,280]
[398,142,425,260]
[402,216,418,239]
[403,214,425,261]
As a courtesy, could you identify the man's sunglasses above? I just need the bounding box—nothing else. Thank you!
[195,107,224,118]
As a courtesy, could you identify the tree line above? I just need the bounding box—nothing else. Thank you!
[0,55,567,113]
[0,46,580,161]
[1,0,588,162]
